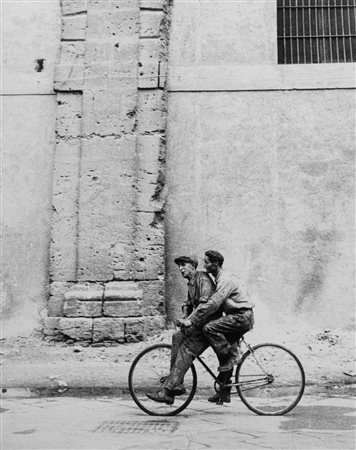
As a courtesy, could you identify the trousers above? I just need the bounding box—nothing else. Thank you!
[170,330,186,369]
[165,329,209,391]
[203,310,254,364]
[164,310,254,391]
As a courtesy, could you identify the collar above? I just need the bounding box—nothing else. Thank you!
[187,271,198,286]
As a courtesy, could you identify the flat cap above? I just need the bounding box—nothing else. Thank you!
[174,255,198,268]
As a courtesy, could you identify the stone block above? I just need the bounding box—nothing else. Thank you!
[103,301,142,317]
[133,211,165,280]
[64,284,104,301]
[133,247,165,281]
[55,64,84,92]
[138,280,165,315]
[86,8,139,39]
[145,315,166,337]
[140,10,163,37]
[136,170,161,212]
[59,318,93,340]
[138,90,165,133]
[137,110,165,133]
[93,318,125,343]
[48,281,74,316]
[140,0,164,10]
[137,135,162,171]
[62,15,87,40]
[50,138,80,281]
[56,92,83,138]
[42,316,61,337]
[124,318,145,342]
[62,0,88,15]
[84,40,138,74]
[57,41,86,62]
[138,61,159,89]
[63,299,102,317]
[158,60,167,88]
[139,38,161,61]
[104,281,143,300]
[82,90,138,136]
[135,211,165,247]
[88,0,137,12]
[54,42,85,91]
[77,136,137,281]
[138,88,165,110]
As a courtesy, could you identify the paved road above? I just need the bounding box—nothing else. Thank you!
[1,393,355,449]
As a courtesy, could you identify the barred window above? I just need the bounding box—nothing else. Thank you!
[277,0,356,64]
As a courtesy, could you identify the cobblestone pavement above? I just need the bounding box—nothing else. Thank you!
[1,393,354,449]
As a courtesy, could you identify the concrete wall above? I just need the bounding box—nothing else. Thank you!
[1,1,61,337]
[165,1,355,329]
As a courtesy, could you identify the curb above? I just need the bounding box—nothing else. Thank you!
[1,382,355,400]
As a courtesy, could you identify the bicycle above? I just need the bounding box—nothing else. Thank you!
[128,334,305,417]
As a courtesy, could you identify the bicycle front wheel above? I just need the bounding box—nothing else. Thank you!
[236,343,305,415]
[128,343,197,416]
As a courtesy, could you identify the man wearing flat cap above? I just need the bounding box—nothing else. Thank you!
[149,254,217,399]
[170,255,216,374]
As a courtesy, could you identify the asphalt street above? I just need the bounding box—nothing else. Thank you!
[1,392,355,450]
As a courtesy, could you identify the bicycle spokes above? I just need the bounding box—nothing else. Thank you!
[128,344,198,416]
[236,343,305,415]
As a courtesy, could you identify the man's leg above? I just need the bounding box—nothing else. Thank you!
[147,332,209,404]
[203,310,254,371]
[165,332,209,390]
[207,368,233,404]
[170,329,186,369]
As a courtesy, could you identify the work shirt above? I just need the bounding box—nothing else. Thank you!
[182,271,215,317]
[189,269,254,328]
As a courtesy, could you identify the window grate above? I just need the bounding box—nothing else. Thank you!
[277,0,356,64]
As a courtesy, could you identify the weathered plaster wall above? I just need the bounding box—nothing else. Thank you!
[1,1,61,337]
[165,1,355,329]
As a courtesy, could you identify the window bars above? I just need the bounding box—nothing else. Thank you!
[277,0,356,64]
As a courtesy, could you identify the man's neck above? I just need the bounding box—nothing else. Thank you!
[212,266,222,279]
[187,269,197,281]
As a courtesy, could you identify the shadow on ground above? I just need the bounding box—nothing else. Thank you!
[281,405,355,431]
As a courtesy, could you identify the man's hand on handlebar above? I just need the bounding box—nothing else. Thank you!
[175,318,192,329]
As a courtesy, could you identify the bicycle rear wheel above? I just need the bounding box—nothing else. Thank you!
[236,343,305,415]
[128,343,197,416]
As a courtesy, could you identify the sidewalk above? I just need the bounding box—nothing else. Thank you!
[2,394,355,449]
[1,327,355,398]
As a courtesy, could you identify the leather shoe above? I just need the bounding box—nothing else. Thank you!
[208,391,231,404]
[146,388,174,405]
[171,384,186,396]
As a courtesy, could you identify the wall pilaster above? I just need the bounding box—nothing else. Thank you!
[44,0,171,343]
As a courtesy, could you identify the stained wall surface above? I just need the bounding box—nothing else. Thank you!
[1,1,61,336]
[165,1,355,329]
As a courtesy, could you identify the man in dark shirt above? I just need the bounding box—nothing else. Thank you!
[147,254,218,403]
[170,255,216,374]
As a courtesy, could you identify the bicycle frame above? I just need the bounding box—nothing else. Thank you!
[195,337,271,393]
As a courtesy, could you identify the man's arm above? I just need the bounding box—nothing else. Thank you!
[189,277,236,327]
[197,274,215,304]
[181,300,191,319]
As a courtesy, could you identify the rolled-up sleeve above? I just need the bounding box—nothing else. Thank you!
[190,277,235,327]
[181,295,191,316]
[197,275,215,304]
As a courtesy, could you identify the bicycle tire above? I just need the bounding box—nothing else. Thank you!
[236,343,305,415]
[128,343,197,416]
